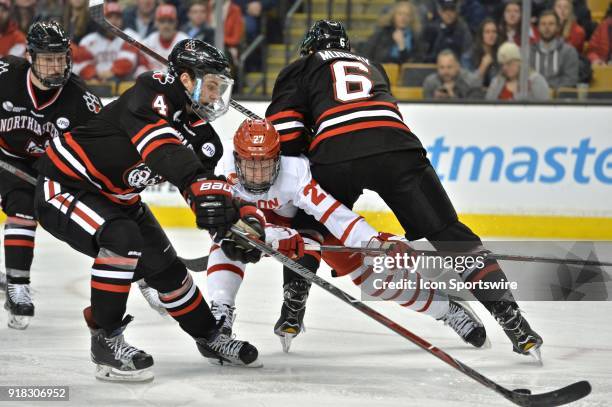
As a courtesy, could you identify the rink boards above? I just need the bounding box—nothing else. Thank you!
[6,101,612,239]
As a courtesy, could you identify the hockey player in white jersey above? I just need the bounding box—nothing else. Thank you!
[74,2,142,81]
[136,4,188,75]
[206,118,488,353]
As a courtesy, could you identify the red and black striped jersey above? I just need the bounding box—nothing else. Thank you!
[0,56,101,166]
[35,70,224,205]
[265,50,424,164]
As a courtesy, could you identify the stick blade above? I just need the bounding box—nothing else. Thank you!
[179,256,209,272]
[508,381,591,407]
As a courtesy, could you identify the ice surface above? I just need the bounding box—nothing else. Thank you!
[0,229,610,406]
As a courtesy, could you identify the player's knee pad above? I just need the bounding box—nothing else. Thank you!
[2,188,36,219]
[96,218,143,257]
[145,257,189,293]
[321,235,363,277]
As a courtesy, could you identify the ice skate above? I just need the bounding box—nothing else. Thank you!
[210,301,236,336]
[274,279,311,353]
[136,279,167,316]
[196,317,262,368]
[439,299,489,348]
[491,300,543,364]
[85,307,154,382]
[4,283,34,330]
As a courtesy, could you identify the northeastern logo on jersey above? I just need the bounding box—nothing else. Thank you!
[152,71,175,85]
[124,162,164,188]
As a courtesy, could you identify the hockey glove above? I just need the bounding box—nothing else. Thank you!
[183,175,237,239]
[265,225,305,259]
[220,203,266,264]
[364,232,418,272]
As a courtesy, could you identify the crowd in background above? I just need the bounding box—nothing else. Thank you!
[0,0,611,101]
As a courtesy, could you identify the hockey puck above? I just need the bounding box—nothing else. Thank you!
[513,389,532,395]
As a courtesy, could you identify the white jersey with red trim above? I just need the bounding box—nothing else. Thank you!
[75,29,140,78]
[137,31,189,74]
[218,153,377,248]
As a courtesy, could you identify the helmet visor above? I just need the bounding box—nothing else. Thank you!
[191,73,233,122]
[235,155,280,194]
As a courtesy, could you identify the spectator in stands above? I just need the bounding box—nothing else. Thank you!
[363,1,424,64]
[486,42,550,101]
[206,0,243,63]
[62,0,97,44]
[461,17,501,87]
[423,0,472,63]
[553,0,585,53]
[568,0,596,39]
[459,0,487,33]
[423,49,483,99]
[75,2,141,81]
[33,0,65,24]
[181,0,214,44]
[411,0,437,24]
[233,0,277,71]
[499,0,521,44]
[139,3,188,73]
[0,0,26,57]
[586,4,611,66]
[531,9,579,88]
[13,0,36,34]
[123,0,157,39]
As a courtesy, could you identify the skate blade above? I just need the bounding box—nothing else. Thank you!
[7,314,31,330]
[207,357,263,368]
[95,364,154,382]
[526,344,543,366]
[279,332,296,353]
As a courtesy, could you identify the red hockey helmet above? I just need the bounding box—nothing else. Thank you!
[233,119,281,194]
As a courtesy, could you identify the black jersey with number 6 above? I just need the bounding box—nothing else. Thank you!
[35,70,224,205]
[265,50,424,164]
[0,56,101,166]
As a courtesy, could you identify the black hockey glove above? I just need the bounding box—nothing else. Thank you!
[220,203,266,264]
[183,175,238,239]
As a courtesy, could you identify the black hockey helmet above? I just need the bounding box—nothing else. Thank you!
[26,21,72,88]
[299,20,350,56]
[168,39,233,121]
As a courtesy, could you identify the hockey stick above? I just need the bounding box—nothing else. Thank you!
[179,242,612,272]
[228,224,591,407]
[88,0,262,120]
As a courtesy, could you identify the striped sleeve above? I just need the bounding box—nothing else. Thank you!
[129,118,182,160]
[292,160,377,247]
[265,66,310,156]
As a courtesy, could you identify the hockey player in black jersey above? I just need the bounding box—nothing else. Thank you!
[33,39,263,381]
[266,20,543,362]
[0,21,103,329]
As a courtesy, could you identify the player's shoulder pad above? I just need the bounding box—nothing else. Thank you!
[276,56,309,83]
[279,155,311,184]
[0,55,28,78]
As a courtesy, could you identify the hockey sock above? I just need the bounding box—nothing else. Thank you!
[90,247,138,332]
[4,215,37,285]
[462,257,517,312]
[147,258,216,338]
[206,243,245,306]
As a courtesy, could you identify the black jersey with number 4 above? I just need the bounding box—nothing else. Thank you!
[0,56,101,167]
[35,70,224,205]
[265,50,424,164]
